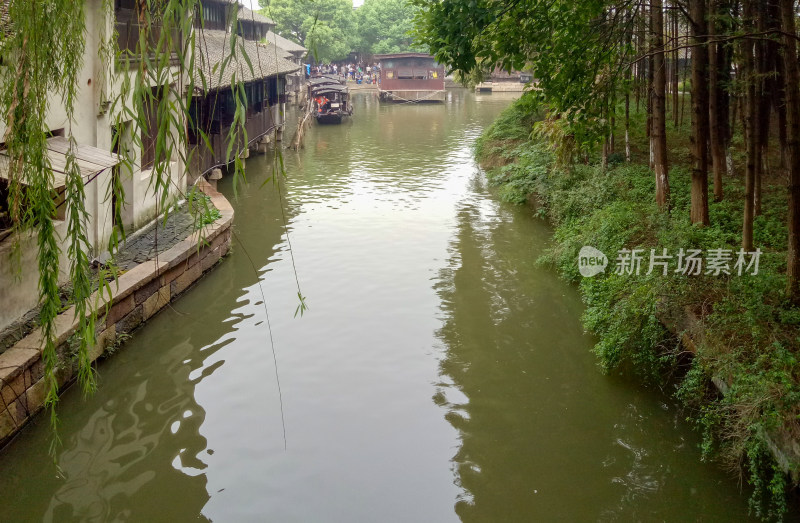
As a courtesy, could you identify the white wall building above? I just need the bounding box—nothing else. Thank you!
[0,0,187,333]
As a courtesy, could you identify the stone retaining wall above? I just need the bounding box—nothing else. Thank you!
[0,179,233,448]
[475,82,528,92]
[660,307,800,482]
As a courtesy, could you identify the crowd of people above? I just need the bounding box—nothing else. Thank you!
[306,62,381,85]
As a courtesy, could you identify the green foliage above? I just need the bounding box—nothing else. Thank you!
[354,0,420,56]
[260,0,356,62]
[413,0,629,142]
[474,91,542,168]
[187,191,222,229]
[103,331,132,358]
[261,0,423,61]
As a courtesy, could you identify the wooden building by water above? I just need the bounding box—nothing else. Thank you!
[188,1,300,181]
[375,53,445,103]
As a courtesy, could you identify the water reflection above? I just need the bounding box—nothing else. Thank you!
[43,336,213,522]
[433,172,755,520]
[0,89,761,522]
[0,150,293,521]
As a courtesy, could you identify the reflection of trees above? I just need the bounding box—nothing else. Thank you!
[434,195,545,521]
[434,188,754,521]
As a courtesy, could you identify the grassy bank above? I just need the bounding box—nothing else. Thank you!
[477,97,800,520]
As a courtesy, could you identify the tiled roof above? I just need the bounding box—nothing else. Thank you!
[374,52,436,60]
[0,0,10,34]
[237,5,275,26]
[265,30,306,55]
[193,29,300,91]
[267,42,295,61]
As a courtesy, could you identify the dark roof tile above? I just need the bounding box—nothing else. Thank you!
[193,29,300,91]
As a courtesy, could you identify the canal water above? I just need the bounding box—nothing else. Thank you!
[0,90,757,521]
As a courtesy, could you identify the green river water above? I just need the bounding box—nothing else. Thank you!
[0,90,759,521]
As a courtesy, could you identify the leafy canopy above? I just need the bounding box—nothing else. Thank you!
[260,0,357,62]
[355,0,420,55]
[412,0,635,144]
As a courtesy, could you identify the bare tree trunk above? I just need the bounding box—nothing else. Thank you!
[653,0,670,209]
[754,0,773,217]
[775,44,788,172]
[647,2,655,171]
[690,0,710,225]
[625,92,631,162]
[720,4,734,178]
[610,114,616,154]
[780,0,800,302]
[636,13,646,112]
[708,0,725,202]
[680,44,689,127]
[742,0,757,250]
[672,6,680,127]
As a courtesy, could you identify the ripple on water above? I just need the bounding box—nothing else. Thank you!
[0,90,759,523]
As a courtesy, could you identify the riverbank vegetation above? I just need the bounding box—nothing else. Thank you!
[476,96,797,519]
[413,0,800,519]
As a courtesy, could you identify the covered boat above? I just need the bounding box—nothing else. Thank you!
[308,74,346,91]
[311,84,352,124]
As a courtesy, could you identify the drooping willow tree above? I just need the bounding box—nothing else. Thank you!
[0,0,285,447]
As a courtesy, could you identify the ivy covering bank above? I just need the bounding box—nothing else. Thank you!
[476,96,799,521]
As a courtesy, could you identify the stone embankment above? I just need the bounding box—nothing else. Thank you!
[0,179,233,447]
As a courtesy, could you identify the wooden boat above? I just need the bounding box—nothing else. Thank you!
[308,74,346,91]
[311,84,352,124]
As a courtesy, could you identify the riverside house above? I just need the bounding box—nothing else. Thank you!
[0,0,297,334]
[375,52,446,103]
[0,0,187,333]
[265,30,308,99]
[188,2,300,181]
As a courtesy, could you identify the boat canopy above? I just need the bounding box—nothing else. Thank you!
[312,84,348,95]
[309,75,345,86]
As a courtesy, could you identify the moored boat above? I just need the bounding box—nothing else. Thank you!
[311,83,352,124]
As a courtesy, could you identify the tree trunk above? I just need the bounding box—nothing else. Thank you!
[636,13,646,112]
[652,0,670,209]
[690,0,710,225]
[610,114,616,153]
[672,7,679,127]
[775,43,788,172]
[647,2,655,171]
[754,0,774,217]
[626,92,631,162]
[780,0,800,302]
[720,4,734,178]
[742,0,757,250]
[708,0,724,202]
[680,44,689,127]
